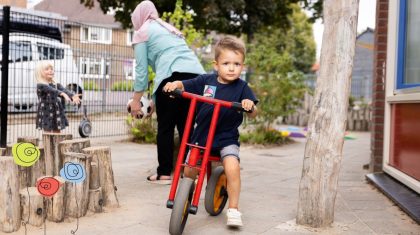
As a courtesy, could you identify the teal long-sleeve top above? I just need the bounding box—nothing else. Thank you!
[133,20,205,96]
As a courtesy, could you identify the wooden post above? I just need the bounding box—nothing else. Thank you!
[43,133,72,176]
[43,176,65,222]
[88,188,103,213]
[63,152,91,218]
[0,157,21,233]
[82,146,119,208]
[20,187,45,227]
[296,0,359,228]
[17,136,39,146]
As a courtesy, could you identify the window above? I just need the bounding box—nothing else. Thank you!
[80,26,112,44]
[397,0,420,89]
[80,57,111,79]
[37,43,64,60]
[9,41,32,62]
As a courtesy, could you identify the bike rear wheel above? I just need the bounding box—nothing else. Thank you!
[204,166,228,216]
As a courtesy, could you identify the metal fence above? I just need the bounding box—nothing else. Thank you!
[0,7,137,145]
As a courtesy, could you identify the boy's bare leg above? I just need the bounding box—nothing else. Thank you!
[223,156,241,209]
[183,167,199,179]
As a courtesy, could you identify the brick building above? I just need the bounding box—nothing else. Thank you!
[367,0,420,223]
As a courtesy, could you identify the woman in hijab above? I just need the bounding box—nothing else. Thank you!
[129,0,205,183]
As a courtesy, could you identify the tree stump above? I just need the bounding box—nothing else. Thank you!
[63,152,91,218]
[90,162,100,189]
[17,136,40,146]
[43,176,65,222]
[20,187,45,227]
[59,139,91,155]
[0,148,7,156]
[43,133,72,176]
[0,157,21,233]
[30,147,46,187]
[88,187,103,213]
[82,146,119,208]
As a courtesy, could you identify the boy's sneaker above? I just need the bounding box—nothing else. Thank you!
[226,208,243,227]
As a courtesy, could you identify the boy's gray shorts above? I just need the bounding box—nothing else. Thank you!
[185,144,240,163]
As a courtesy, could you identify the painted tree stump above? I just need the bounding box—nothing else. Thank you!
[42,133,72,176]
[88,187,103,213]
[82,146,119,208]
[63,152,91,218]
[41,176,65,222]
[17,136,40,146]
[0,157,21,233]
[20,187,45,227]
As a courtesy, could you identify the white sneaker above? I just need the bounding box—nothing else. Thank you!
[226,208,243,227]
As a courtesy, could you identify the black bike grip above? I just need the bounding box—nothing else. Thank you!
[232,102,253,113]
[163,88,183,97]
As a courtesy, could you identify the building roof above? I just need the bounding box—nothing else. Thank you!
[34,0,121,28]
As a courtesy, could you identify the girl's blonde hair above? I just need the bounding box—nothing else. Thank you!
[35,61,56,84]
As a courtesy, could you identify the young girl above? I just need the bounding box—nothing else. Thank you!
[35,61,80,133]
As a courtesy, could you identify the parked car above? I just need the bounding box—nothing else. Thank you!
[0,33,83,112]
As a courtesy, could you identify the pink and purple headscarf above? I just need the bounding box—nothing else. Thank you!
[131,0,184,44]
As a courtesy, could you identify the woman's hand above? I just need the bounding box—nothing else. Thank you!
[129,98,143,119]
[146,99,155,118]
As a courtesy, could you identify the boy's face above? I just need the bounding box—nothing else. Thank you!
[42,66,54,81]
[213,49,244,84]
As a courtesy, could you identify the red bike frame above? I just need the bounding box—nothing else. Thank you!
[167,90,241,212]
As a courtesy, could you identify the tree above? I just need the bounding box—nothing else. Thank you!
[296,0,359,227]
[246,3,315,129]
[80,0,323,39]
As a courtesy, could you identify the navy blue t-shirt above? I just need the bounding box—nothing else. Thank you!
[182,73,258,149]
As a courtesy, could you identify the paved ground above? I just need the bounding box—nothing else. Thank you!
[3,132,420,235]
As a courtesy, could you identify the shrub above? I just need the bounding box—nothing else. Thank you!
[240,126,290,145]
[83,81,99,91]
[112,81,134,91]
[126,115,157,144]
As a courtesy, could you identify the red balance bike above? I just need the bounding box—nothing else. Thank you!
[166,89,250,235]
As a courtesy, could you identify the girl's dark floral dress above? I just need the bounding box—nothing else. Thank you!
[36,83,74,131]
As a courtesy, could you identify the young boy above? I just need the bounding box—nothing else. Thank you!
[163,36,258,227]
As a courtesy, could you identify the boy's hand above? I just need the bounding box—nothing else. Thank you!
[241,99,254,112]
[163,81,183,93]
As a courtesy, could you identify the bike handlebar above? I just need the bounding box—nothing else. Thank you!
[165,88,253,113]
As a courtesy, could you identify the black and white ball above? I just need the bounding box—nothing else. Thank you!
[127,96,152,119]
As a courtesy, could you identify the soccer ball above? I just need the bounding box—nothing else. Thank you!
[127,96,152,119]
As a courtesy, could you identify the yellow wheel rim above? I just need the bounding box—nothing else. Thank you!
[213,173,227,212]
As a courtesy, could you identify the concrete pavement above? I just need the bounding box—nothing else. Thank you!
[4,132,419,235]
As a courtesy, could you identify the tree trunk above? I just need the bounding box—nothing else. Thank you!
[89,162,100,189]
[20,187,45,227]
[30,147,46,187]
[296,0,359,228]
[0,157,21,233]
[42,133,72,176]
[63,152,91,218]
[82,146,119,208]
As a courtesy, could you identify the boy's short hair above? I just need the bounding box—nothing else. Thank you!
[214,36,246,61]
